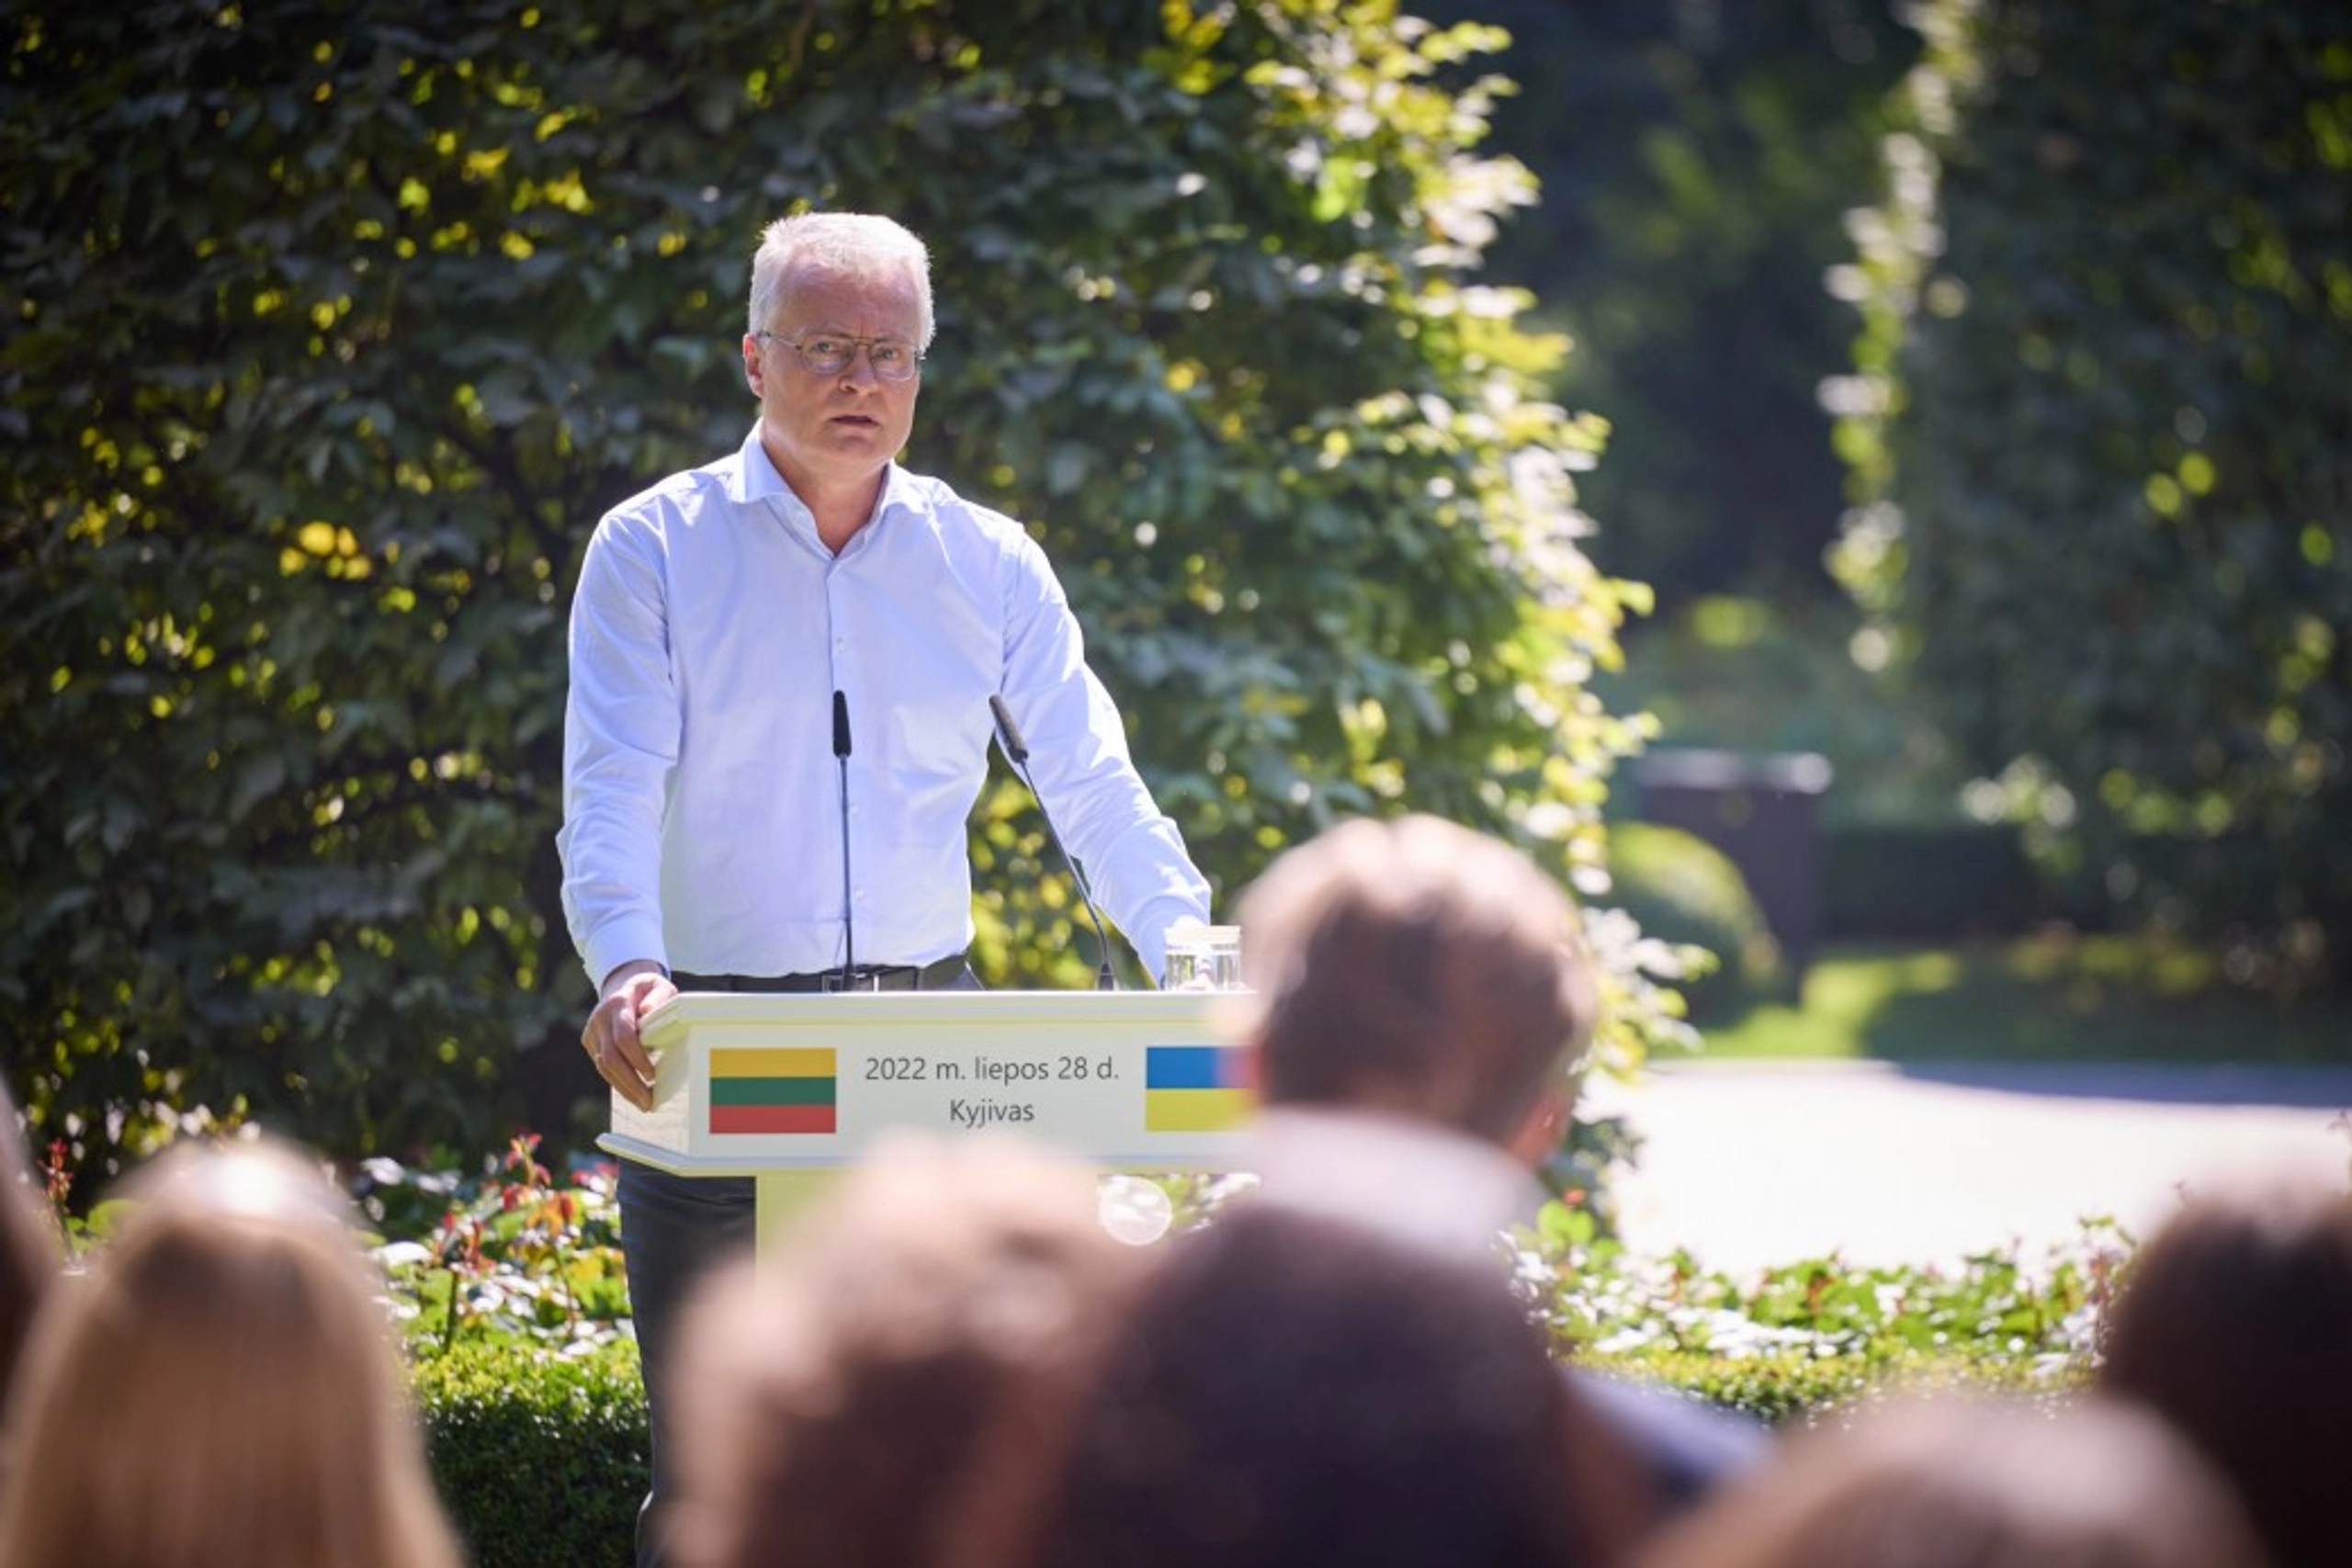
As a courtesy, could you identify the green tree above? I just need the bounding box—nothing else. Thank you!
[2,0,1666,1188]
[1414,0,1917,604]
[1832,0,2352,987]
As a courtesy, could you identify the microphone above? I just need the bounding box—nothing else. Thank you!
[989,694,1117,990]
[832,690,854,988]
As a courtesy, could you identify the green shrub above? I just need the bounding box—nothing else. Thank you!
[374,1145,642,1568]
[396,1309,2081,1559]
[6,0,1677,1203]
[382,1170,2120,1561]
[412,1339,647,1568]
[392,1290,2086,1562]
[1832,0,2352,987]
[1578,1345,2086,1429]
[1606,821,1785,1022]
[1516,1198,2119,1430]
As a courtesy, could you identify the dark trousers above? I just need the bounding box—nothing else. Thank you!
[619,1162,757,1568]
[619,958,977,1568]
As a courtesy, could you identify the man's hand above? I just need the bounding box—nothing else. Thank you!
[582,960,674,1111]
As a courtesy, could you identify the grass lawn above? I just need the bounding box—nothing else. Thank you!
[1693,931,2352,1066]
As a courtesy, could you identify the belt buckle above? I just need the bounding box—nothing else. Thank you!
[820,968,883,993]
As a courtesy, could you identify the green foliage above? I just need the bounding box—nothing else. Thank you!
[1705,934,2352,1066]
[394,1247,2086,1561]
[411,1338,645,1568]
[1578,1345,2079,1429]
[1604,822,1780,1023]
[1832,0,2352,988]
[381,1141,637,1567]
[1,0,1670,1186]
[1521,1198,2120,1425]
[373,1158,2112,1559]
[370,1134,631,1354]
[1596,594,1972,830]
[1413,0,1919,603]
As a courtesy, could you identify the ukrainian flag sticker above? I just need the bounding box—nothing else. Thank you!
[1143,1043,1257,1133]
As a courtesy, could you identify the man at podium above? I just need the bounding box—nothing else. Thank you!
[557,209,1211,1568]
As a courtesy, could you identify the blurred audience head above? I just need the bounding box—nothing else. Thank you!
[2098,1169,2352,1568]
[0,1081,59,1408]
[1229,813,1600,1151]
[0,1135,463,1568]
[1628,1393,2270,1568]
[666,1134,1151,1568]
[1033,1201,1647,1568]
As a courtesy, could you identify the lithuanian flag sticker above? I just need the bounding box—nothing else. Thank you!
[707,1047,837,1135]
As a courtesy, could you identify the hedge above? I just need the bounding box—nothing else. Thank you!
[413,1340,647,1568]
[407,1330,2090,1566]
[386,1157,2118,1561]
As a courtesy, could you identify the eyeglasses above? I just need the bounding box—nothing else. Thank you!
[754,331,924,383]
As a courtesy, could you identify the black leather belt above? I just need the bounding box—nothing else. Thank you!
[672,953,971,994]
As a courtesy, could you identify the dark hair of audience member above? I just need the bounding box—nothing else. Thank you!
[1032,1201,1650,1568]
[665,1134,1154,1568]
[1219,816,1766,1529]
[1225,812,1600,1145]
[2098,1171,2352,1568]
[1626,1393,2272,1568]
[0,1081,59,1408]
[0,1136,465,1568]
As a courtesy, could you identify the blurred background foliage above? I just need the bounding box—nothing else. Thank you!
[1602,819,1785,1025]
[1830,0,2352,994]
[1,0,1668,1190]
[1433,0,2352,1013]
[1417,0,1918,606]
[8,0,2351,1190]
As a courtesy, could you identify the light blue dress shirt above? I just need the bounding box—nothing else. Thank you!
[559,426,1211,988]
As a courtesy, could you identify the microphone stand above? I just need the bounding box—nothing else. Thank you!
[989,695,1117,990]
[832,690,854,989]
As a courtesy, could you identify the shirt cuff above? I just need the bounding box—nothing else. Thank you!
[583,918,669,997]
[1135,897,1214,987]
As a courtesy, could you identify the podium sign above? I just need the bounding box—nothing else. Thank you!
[597,989,1256,1177]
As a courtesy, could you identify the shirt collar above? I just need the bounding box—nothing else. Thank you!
[729,424,917,540]
[729,423,792,505]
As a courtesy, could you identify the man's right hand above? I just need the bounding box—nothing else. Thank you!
[582,960,675,1111]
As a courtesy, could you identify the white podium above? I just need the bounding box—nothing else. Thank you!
[596,989,1257,1259]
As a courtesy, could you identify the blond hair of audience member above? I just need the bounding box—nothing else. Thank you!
[2098,1171,2352,1568]
[1227,811,1600,1161]
[0,1082,59,1405]
[1629,1394,2272,1568]
[665,1134,1152,1568]
[0,1138,464,1568]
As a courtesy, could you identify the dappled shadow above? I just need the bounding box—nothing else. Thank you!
[1892,1061,2352,1110]
[1820,935,2352,1079]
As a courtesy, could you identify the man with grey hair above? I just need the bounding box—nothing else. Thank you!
[1229,813,1767,1524]
[559,210,1211,1566]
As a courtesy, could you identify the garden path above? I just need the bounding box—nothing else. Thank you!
[1583,1059,2352,1277]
